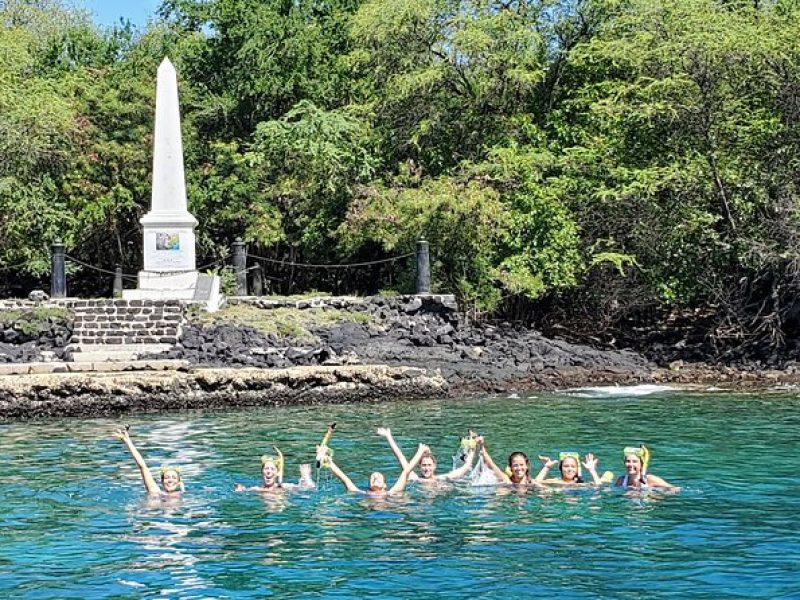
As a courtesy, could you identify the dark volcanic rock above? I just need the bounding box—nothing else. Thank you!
[159,297,652,393]
[1,295,653,394]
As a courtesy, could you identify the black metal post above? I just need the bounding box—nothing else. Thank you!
[113,266,123,298]
[232,238,247,296]
[416,239,430,295]
[51,239,66,298]
[251,263,263,296]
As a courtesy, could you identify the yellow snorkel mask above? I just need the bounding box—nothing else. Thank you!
[558,451,582,476]
[316,445,333,468]
[460,437,477,451]
[623,445,650,472]
[261,447,285,483]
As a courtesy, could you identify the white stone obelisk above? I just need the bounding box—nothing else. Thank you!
[140,56,197,280]
[125,57,221,309]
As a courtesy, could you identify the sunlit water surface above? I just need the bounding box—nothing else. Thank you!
[1,387,798,598]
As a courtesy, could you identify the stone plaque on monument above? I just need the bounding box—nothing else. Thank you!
[145,228,195,270]
[192,274,215,302]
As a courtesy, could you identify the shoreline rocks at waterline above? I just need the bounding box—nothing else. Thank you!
[0,365,446,420]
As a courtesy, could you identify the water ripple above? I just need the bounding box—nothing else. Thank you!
[1,391,798,598]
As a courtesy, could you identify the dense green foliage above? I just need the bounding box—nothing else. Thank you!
[4,0,800,351]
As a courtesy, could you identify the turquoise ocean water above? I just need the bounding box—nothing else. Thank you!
[1,387,798,598]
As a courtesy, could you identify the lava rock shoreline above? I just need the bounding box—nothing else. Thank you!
[2,295,799,420]
[165,295,655,393]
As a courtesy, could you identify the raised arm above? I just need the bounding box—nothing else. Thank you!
[441,448,475,480]
[389,443,428,494]
[377,427,418,480]
[325,452,361,493]
[478,439,511,484]
[113,428,160,495]
[535,455,558,482]
[582,453,603,485]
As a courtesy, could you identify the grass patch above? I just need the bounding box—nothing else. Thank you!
[0,306,71,322]
[0,306,72,335]
[260,291,333,300]
[200,303,372,340]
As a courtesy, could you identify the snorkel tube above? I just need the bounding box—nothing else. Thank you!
[274,446,284,485]
[316,423,336,468]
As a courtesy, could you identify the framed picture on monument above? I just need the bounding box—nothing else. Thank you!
[156,233,181,251]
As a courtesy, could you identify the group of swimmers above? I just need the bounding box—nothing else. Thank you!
[114,424,676,499]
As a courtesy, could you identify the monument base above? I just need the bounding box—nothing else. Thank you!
[123,271,224,312]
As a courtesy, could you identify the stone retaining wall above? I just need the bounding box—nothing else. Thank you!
[0,295,460,363]
[70,299,184,346]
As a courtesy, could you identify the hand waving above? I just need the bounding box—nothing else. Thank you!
[582,453,598,471]
[538,455,558,469]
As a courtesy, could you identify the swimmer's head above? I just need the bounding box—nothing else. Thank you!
[419,451,437,479]
[261,452,284,486]
[558,452,582,482]
[507,451,530,483]
[623,446,648,475]
[261,460,278,482]
[159,466,182,493]
[368,471,387,492]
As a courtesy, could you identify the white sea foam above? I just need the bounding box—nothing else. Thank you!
[566,384,681,398]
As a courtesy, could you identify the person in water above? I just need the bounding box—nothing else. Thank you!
[324,442,429,496]
[377,427,476,483]
[534,451,605,485]
[478,437,536,485]
[616,445,675,489]
[234,448,316,492]
[113,427,183,497]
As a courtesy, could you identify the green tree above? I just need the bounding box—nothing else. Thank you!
[553,0,800,345]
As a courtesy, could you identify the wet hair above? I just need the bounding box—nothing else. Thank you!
[369,471,387,490]
[160,468,184,492]
[559,458,584,483]
[421,450,437,464]
[623,454,647,485]
[160,468,181,483]
[507,451,531,478]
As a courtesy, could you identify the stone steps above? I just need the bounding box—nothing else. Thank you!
[67,299,186,362]
[68,344,174,363]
